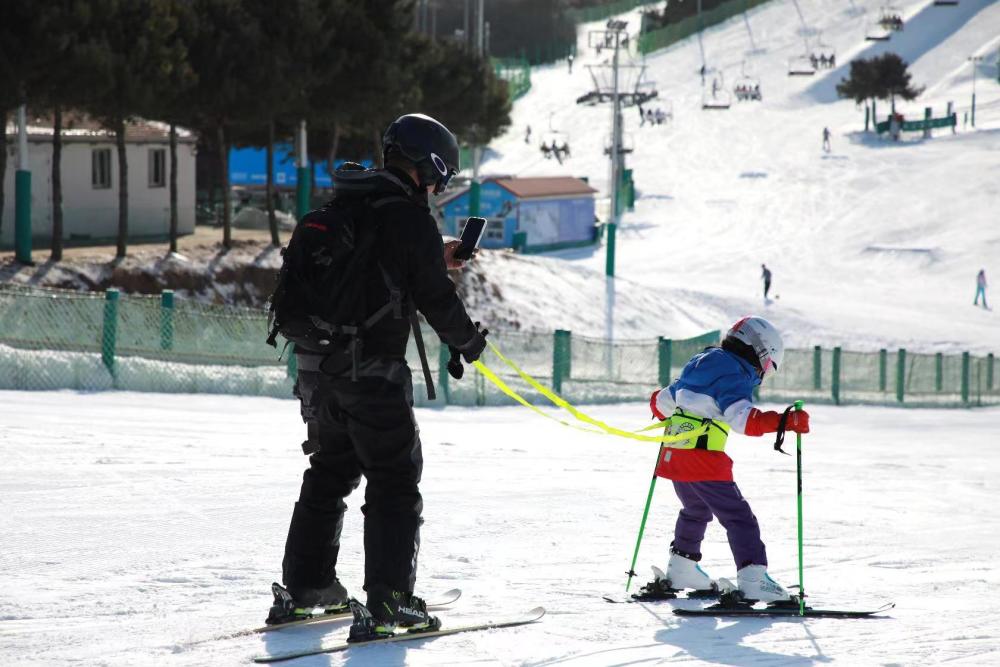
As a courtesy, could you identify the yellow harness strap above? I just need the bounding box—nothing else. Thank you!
[472,341,706,444]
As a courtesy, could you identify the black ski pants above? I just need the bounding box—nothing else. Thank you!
[282,360,423,596]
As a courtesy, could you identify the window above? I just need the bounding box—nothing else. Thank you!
[484,219,504,240]
[148,148,166,188]
[92,148,112,189]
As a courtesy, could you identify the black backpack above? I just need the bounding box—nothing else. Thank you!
[266,191,436,397]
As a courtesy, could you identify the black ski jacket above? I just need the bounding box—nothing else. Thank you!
[326,165,478,359]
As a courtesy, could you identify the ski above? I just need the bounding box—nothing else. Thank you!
[255,588,461,633]
[602,589,718,604]
[251,606,545,663]
[674,601,894,618]
[206,588,462,642]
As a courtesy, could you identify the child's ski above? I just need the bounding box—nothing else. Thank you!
[674,601,894,618]
[251,606,545,663]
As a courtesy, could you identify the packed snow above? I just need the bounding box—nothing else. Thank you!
[2,391,999,665]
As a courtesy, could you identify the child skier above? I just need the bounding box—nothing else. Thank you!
[644,316,810,603]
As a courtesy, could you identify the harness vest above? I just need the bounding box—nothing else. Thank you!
[666,409,731,451]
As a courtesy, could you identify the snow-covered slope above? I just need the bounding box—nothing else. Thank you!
[4,391,1000,665]
[468,0,1000,353]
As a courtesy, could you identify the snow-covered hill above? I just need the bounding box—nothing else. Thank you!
[468,0,1000,353]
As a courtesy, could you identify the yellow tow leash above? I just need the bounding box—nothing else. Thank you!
[471,341,705,445]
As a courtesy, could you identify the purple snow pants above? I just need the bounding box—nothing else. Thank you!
[672,481,767,568]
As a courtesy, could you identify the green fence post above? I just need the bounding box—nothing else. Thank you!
[961,352,970,404]
[102,289,120,380]
[896,348,906,403]
[15,170,32,264]
[935,352,943,392]
[553,329,572,393]
[813,345,822,390]
[879,348,887,392]
[657,337,672,387]
[988,353,995,391]
[160,290,174,351]
[438,343,451,404]
[831,347,841,405]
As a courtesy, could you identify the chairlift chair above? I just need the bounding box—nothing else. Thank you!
[539,131,570,162]
[864,18,891,42]
[702,70,732,109]
[734,60,762,101]
[877,5,904,31]
[811,32,836,69]
[788,54,816,76]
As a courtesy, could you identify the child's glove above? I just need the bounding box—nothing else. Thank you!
[649,390,668,421]
[745,408,810,436]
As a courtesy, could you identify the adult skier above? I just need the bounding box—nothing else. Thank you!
[975,269,988,309]
[761,264,772,300]
[264,113,488,637]
[822,127,831,152]
[645,316,811,602]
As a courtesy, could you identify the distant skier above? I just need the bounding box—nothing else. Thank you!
[975,269,988,309]
[641,317,810,602]
[525,124,532,145]
[761,264,772,300]
[639,104,646,126]
[568,53,574,74]
[822,127,831,152]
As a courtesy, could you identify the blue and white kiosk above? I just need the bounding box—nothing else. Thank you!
[435,176,598,253]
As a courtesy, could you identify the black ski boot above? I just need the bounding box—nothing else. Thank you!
[265,580,350,625]
[348,586,440,642]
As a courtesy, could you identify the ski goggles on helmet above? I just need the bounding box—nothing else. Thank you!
[428,152,456,194]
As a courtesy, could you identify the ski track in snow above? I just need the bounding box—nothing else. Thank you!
[2,390,1000,665]
[468,0,1000,353]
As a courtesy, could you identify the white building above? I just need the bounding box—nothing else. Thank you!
[2,113,197,250]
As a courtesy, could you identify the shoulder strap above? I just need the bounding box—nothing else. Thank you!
[408,306,436,401]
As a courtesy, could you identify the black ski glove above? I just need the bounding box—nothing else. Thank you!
[447,345,464,380]
[456,322,489,364]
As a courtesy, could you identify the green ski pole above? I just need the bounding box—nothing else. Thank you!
[794,399,805,616]
[626,444,664,591]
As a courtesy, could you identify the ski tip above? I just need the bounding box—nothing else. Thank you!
[526,606,546,620]
[442,588,461,600]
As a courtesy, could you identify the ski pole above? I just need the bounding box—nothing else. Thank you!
[626,444,664,591]
[794,399,805,616]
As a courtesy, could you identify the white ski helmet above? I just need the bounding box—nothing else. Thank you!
[725,316,784,378]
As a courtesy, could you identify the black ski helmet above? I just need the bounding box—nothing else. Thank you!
[382,113,460,194]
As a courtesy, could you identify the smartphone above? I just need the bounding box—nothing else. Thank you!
[453,216,487,261]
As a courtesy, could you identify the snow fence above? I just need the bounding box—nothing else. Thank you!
[0,284,996,408]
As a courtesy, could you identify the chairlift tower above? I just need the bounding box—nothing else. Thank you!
[586,19,630,278]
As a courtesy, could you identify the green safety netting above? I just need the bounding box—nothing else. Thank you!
[1,285,996,408]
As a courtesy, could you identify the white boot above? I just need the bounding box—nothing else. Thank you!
[665,553,716,591]
[736,564,791,603]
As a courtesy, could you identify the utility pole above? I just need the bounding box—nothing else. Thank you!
[969,55,984,127]
[15,104,32,265]
[606,20,627,278]
[295,120,310,221]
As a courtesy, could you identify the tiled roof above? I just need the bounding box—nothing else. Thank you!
[494,176,597,199]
